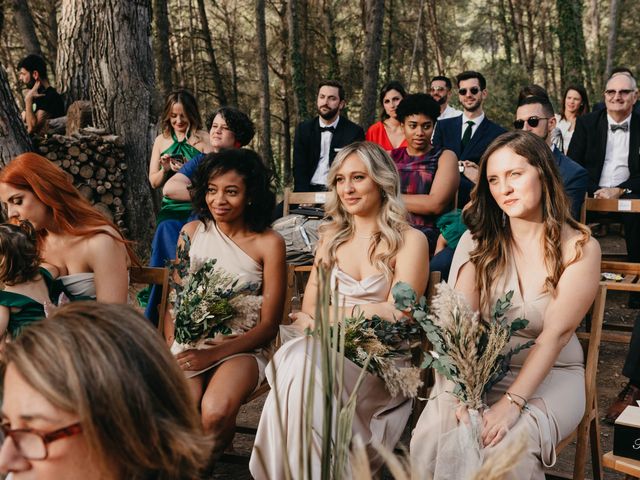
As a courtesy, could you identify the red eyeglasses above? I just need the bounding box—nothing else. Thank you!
[0,422,82,460]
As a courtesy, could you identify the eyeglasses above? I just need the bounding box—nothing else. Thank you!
[430,86,448,93]
[513,116,551,129]
[604,89,634,98]
[0,422,82,460]
[458,87,481,96]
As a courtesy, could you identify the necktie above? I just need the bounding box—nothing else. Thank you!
[610,122,629,133]
[319,126,335,133]
[461,120,475,149]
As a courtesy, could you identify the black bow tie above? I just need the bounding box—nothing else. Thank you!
[319,126,335,133]
[610,122,629,132]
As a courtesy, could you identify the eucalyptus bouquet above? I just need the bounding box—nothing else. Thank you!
[168,233,261,348]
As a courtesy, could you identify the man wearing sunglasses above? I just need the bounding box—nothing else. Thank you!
[429,76,461,120]
[432,71,505,205]
[568,71,640,422]
[514,95,588,219]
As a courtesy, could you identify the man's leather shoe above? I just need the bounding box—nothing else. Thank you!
[605,382,640,423]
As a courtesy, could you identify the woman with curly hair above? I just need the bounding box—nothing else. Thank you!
[411,131,601,479]
[167,148,285,459]
[249,141,429,478]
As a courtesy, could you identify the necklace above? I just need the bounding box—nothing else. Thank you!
[354,232,378,240]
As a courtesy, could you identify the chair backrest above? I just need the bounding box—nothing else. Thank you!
[282,187,328,216]
[580,196,640,224]
[130,266,170,334]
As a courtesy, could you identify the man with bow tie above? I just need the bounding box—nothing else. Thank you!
[568,71,640,422]
[293,80,364,191]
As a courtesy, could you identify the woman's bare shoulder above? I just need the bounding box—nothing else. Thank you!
[181,220,201,239]
[256,228,286,252]
[561,225,601,261]
[400,226,429,250]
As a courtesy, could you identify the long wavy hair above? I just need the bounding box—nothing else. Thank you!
[0,153,135,261]
[559,84,589,120]
[160,89,203,137]
[323,141,409,280]
[463,131,590,312]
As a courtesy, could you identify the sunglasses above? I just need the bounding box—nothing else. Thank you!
[430,86,447,93]
[458,87,480,96]
[604,89,634,98]
[513,116,551,130]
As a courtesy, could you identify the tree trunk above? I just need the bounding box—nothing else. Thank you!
[555,0,587,90]
[57,0,92,105]
[0,64,32,166]
[87,0,155,247]
[152,0,173,100]
[359,0,384,129]
[287,0,308,123]
[497,0,512,64]
[197,0,227,106]
[322,0,340,81]
[255,0,273,170]
[508,0,527,67]
[605,0,621,80]
[11,0,42,57]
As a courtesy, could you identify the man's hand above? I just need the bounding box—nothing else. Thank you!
[460,160,479,184]
[593,187,623,199]
[25,80,44,103]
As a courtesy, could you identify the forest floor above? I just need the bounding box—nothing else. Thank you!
[205,232,636,480]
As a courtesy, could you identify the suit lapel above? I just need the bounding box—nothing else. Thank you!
[329,117,345,164]
[595,112,608,173]
[630,113,640,174]
[311,119,322,166]
[462,117,489,157]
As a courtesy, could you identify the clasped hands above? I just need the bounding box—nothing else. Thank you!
[160,154,183,173]
[594,187,624,199]
[455,395,522,448]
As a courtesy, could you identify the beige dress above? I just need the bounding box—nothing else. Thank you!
[249,266,413,479]
[173,221,268,382]
[410,231,585,479]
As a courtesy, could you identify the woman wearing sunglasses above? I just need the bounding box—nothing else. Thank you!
[0,302,210,479]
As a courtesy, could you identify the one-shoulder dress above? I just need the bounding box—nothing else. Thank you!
[0,268,56,338]
[174,220,269,382]
[410,231,585,479]
[249,266,412,479]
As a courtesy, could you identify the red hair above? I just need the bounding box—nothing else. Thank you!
[0,153,136,261]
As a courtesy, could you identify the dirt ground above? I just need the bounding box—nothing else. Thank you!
[209,233,636,479]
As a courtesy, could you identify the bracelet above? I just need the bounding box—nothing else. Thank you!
[505,392,527,413]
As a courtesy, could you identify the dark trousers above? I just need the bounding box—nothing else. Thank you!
[624,312,640,384]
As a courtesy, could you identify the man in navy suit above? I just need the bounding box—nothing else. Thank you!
[432,71,506,205]
[568,72,640,421]
[293,80,364,191]
[515,96,589,219]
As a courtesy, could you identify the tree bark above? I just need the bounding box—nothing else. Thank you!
[255,0,273,169]
[322,0,340,81]
[0,64,32,167]
[197,0,227,106]
[555,0,587,90]
[359,0,384,129]
[497,0,512,64]
[87,0,155,246]
[605,0,621,80]
[151,0,173,100]
[11,0,42,57]
[287,0,308,123]
[57,0,92,105]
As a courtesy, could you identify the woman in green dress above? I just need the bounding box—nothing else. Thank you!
[0,221,57,340]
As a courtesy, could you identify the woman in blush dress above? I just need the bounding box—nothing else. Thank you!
[410,131,601,479]
[365,81,408,152]
[249,141,429,478]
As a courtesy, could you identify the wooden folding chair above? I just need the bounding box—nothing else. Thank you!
[129,266,170,334]
[545,284,607,480]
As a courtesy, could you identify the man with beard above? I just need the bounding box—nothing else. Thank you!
[293,80,364,191]
[432,71,505,205]
[17,54,65,134]
[429,75,461,120]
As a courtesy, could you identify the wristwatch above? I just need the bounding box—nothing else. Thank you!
[621,188,632,195]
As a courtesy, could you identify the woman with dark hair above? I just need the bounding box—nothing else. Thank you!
[391,93,459,255]
[365,81,408,151]
[168,148,285,459]
[0,302,211,479]
[143,107,255,323]
[556,85,589,153]
[0,153,132,302]
[411,131,601,479]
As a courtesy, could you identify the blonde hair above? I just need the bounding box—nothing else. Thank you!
[322,141,409,280]
[463,131,590,312]
[3,302,211,479]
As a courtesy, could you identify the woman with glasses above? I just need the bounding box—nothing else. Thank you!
[0,302,211,479]
[365,81,408,152]
[555,85,589,153]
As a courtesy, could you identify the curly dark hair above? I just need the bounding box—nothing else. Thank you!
[0,220,41,285]
[191,149,275,232]
[395,93,441,124]
[206,107,255,146]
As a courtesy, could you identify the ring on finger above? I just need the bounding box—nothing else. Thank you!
[186,360,191,368]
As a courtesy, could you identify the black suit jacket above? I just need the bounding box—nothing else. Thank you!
[293,116,365,191]
[567,109,640,194]
[432,115,506,164]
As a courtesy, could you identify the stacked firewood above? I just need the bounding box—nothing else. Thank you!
[36,127,128,234]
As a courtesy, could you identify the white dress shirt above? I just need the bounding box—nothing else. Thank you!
[460,112,485,140]
[439,104,462,120]
[310,116,340,186]
[599,113,632,187]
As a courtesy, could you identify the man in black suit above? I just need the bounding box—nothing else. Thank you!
[432,71,506,205]
[568,71,640,421]
[293,80,365,191]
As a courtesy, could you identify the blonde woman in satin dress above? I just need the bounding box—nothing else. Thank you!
[410,131,601,479]
[249,141,429,478]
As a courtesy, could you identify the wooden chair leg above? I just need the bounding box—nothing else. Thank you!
[572,414,589,480]
[590,401,604,480]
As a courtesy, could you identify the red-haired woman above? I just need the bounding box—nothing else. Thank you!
[0,153,132,303]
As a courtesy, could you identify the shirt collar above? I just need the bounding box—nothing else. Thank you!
[319,116,340,129]
[607,113,632,126]
[462,112,484,126]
